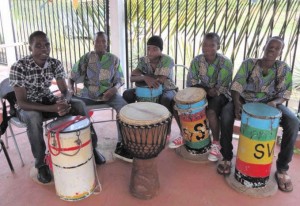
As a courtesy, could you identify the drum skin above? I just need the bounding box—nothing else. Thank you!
[46,116,96,201]
[235,103,282,188]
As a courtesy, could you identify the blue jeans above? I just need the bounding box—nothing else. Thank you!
[17,98,88,168]
[72,93,127,142]
[220,103,299,172]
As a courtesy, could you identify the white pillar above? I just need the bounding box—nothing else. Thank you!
[110,0,127,89]
[1,0,17,66]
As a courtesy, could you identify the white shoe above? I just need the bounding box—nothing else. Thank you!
[208,143,222,161]
[168,137,184,149]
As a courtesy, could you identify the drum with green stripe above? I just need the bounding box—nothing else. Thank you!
[235,103,281,188]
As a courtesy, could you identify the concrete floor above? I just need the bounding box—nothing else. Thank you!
[1,109,300,206]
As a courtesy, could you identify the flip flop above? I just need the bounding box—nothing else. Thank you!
[275,171,293,192]
[217,160,231,175]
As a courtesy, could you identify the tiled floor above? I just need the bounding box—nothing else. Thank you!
[1,109,300,206]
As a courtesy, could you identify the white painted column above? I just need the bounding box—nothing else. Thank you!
[110,0,127,89]
[1,0,17,66]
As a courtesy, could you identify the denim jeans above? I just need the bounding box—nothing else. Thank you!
[17,98,88,168]
[72,93,127,142]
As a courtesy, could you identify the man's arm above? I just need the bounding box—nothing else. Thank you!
[14,86,57,112]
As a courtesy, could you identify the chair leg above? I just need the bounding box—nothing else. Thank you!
[4,131,9,148]
[1,139,14,172]
[111,108,114,120]
[8,122,25,167]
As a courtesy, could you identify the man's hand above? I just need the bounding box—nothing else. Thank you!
[102,87,117,101]
[267,101,277,108]
[144,76,160,88]
[234,101,242,120]
[56,98,71,116]
[207,88,219,97]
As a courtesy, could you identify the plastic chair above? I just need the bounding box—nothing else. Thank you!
[73,76,116,123]
[0,78,25,167]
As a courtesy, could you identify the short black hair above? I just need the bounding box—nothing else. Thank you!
[147,35,163,51]
[204,32,221,47]
[94,31,107,40]
[267,36,285,48]
[28,31,47,45]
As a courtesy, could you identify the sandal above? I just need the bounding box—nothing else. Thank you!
[275,171,293,192]
[217,160,231,175]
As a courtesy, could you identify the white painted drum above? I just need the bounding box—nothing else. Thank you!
[46,115,95,201]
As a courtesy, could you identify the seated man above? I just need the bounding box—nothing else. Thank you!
[222,36,299,192]
[122,35,178,139]
[9,31,105,185]
[68,31,131,162]
[171,32,233,161]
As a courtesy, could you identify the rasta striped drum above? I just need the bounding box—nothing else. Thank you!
[174,87,210,154]
[46,116,96,201]
[135,82,163,103]
[235,103,281,188]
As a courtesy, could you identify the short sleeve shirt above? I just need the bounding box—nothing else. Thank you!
[231,59,292,103]
[187,53,233,98]
[137,54,176,90]
[69,51,124,101]
[9,55,66,103]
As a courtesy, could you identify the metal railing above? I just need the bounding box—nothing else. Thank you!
[125,0,300,113]
[9,0,109,73]
[0,10,7,65]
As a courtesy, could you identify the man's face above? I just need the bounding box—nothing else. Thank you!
[147,45,162,61]
[263,39,284,61]
[202,37,219,58]
[94,35,107,54]
[29,36,50,64]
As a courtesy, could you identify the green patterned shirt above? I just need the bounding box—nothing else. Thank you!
[136,54,176,91]
[70,51,124,101]
[187,53,233,98]
[231,59,292,103]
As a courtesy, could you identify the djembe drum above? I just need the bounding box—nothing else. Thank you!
[135,82,163,103]
[174,87,211,157]
[118,102,172,199]
[46,115,96,201]
[227,103,282,197]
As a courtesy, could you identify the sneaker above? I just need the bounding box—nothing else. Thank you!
[168,136,184,149]
[113,142,133,163]
[208,143,222,162]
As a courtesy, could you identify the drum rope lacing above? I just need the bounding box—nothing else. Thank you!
[47,115,87,156]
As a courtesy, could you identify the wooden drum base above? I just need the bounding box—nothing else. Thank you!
[225,169,278,198]
[130,158,159,199]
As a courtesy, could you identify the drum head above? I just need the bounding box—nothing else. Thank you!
[119,102,170,125]
[46,115,90,133]
[243,103,282,119]
[174,87,206,104]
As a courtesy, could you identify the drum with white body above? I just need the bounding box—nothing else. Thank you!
[46,115,96,201]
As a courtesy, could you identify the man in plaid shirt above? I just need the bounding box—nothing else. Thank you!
[9,31,104,184]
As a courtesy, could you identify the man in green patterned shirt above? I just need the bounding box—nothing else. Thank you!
[175,33,234,162]
[68,32,131,163]
[123,36,178,138]
[224,36,299,192]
